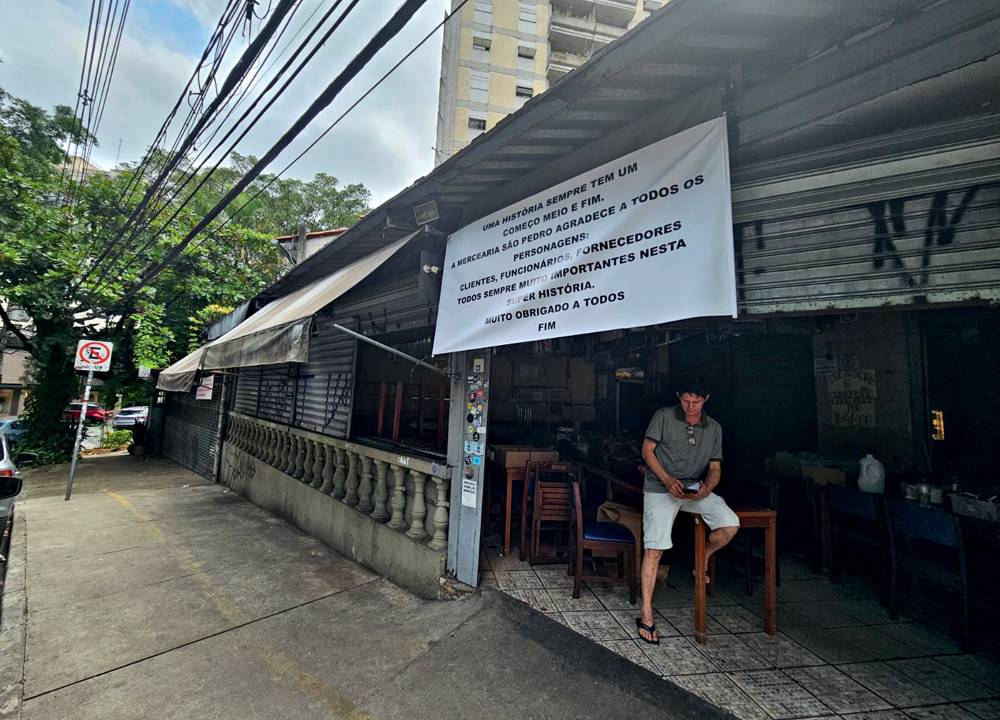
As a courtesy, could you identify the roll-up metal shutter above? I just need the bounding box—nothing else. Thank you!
[234,367,261,415]
[734,181,1000,314]
[730,117,1000,314]
[257,363,296,424]
[291,318,356,438]
[162,384,220,479]
[330,278,437,338]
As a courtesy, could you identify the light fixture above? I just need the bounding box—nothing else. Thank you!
[412,199,440,226]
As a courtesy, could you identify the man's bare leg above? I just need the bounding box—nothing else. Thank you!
[639,548,662,641]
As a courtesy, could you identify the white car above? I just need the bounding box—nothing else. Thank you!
[112,406,148,429]
[0,434,29,527]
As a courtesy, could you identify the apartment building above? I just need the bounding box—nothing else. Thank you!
[434,0,662,165]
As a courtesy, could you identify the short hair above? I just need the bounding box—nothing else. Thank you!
[676,377,709,398]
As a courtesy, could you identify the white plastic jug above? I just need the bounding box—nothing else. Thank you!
[858,453,885,494]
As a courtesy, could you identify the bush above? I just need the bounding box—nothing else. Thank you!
[102,430,132,451]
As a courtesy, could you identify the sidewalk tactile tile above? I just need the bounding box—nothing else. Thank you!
[533,567,573,589]
[693,634,772,672]
[545,587,605,612]
[712,606,768,633]
[501,588,555,613]
[935,656,1000,693]
[960,698,1000,720]
[494,570,542,590]
[905,704,982,720]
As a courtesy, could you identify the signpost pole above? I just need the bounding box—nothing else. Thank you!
[65,368,95,501]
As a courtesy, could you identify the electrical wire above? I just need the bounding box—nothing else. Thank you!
[117,0,433,304]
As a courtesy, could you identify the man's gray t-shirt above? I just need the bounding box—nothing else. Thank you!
[643,406,723,494]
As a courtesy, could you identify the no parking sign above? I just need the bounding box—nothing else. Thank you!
[74,340,113,372]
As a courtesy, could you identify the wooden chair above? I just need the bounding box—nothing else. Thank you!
[886,499,969,650]
[520,461,574,562]
[567,477,637,603]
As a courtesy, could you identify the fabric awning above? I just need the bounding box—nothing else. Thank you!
[157,231,418,392]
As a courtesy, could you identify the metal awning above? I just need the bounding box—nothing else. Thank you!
[157,231,418,392]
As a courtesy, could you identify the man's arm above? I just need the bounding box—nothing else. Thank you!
[691,460,722,500]
[642,438,686,499]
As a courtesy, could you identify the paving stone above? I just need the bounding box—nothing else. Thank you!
[494,570,543,590]
[728,668,831,719]
[740,632,826,669]
[839,710,912,720]
[589,583,638,610]
[829,625,923,661]
[599,639,660,675]
[643,636,720,676]
[960,698,1000,720]
[501,588,555,613]
[784,627,878,664]
[793,601,869,628]
[838,661,947,707]
[561,611,631,642]
[694,634,772,672]
[668,673,769,720]
[660,607,729,637]
[877,623,961,656]
[533,567,573,589]
[936,656,1000,693]
[785,664,892,714]
[888,658,995,702]
[607,608,680,639]
[544,587,605,612]
[712,605,767,633]
[905,704,982,720]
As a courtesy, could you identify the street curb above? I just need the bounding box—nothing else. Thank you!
[0,508,26,720]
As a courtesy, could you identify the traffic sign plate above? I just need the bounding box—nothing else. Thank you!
[75,340,114,372]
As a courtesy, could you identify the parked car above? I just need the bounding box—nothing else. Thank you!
[0,434,30,526]
[64,402,108,423]
[0,418,23,447]
[112,406,148,429]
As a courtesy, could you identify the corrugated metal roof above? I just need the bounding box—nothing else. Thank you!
[261,0,1000,299]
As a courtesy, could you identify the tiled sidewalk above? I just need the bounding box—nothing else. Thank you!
[483,549,1000,720]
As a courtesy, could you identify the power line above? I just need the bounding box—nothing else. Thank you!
[118,0,433,304]
[210,0,469,239]
[94,0,362,286]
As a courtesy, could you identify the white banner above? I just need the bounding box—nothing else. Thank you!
[432,117,737,355]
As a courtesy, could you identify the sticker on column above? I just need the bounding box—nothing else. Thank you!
[472,358,485,373]
[472,456,482,466]
[461,477,477,508]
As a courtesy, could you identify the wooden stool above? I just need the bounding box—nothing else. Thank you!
[693,508,777,644]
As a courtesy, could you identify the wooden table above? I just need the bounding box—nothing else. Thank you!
[694,508,777,644]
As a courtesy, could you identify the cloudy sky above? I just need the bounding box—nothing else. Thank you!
[0,0,450,206]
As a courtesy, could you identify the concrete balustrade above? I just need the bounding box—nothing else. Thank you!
[225,412,450,557]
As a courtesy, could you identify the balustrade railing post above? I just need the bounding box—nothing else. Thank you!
[250,423,260,456]
[302,439,315,484]
[283,432,296,476]
[388,465,407,530]
[428,475,450,551]
[371,460,389,522]
[293,435,306,480]
[332,447,347,499]
[406,470,429,541]
[320,442,335,494]
[357,455,374,513]
[264,427,275,465]
[344,451,359,506]
[311,442,326,489]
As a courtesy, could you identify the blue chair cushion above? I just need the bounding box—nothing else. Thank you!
[583,520,634,544]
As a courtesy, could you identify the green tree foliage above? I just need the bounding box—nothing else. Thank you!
[0,89,370,462]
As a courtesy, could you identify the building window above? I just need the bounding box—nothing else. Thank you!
[515,82,533,107]
[474,0,493,25]
[472,35,491,61]
[469,70,489,103]
[518,2,537,34]
[517,44,535,72]
[468,114,487,140]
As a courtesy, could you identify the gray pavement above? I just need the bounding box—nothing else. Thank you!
[2,453,726,720]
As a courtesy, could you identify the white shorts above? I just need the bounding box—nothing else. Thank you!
[642,491,739,550]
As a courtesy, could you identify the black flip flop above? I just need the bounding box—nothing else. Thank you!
[635,617,660,645]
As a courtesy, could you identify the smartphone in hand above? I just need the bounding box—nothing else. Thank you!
[682,480,702,495]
